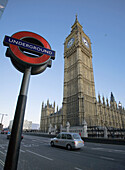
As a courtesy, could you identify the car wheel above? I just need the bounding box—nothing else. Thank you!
[66,144,72,150]
[51,141,54,147]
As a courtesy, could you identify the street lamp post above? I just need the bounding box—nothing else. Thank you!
[0,113,8,124]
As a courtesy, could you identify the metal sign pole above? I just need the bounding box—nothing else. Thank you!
[4,67,31,170]
[3,31,55,170]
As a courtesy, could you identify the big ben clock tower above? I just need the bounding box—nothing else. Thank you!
[63,16,96,127]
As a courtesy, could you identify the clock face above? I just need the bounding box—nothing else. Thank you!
[82,37,89,48]
[67,38,74,48]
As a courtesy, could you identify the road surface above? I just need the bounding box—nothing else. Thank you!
[0,134,125,170]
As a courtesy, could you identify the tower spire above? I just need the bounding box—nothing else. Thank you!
[71,14,82,32]
[75,14,78,22]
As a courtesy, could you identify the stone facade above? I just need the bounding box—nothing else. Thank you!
[95,93,125,129]
[40,16,125,133]
[0,123,3,131]
[63,15,96,127]
[40,100,63,132]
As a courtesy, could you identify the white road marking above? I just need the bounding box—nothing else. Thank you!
[0,144,8,149]
[70,151,81,154]
[74,167,83,170]
[0,159,4,166]
[0,146,4,149]
[91,147,125,154]
[33,140,50,144]
[0,151,5,155]
[26,150,53,161]
[113,149,125,153]
[20,149,25,153]
[91,147,104,150]
[23,144,32,147]
[32,140,37,142]
[100,156,114,161]
[23,144,39,148]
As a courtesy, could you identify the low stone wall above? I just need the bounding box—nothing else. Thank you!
[24,132,55,138]
[82,137,125,145]
[24,132,125,145]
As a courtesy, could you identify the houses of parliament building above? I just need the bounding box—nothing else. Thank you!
[40,16,125,134]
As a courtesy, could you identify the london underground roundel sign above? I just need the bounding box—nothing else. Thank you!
[3,31,55,66]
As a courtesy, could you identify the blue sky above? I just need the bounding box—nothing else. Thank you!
[0,0,125,127]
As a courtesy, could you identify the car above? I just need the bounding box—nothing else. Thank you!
[50,132,84,150]
[1,129,9,134]
[7,132,24,140]
[7,131,11,139]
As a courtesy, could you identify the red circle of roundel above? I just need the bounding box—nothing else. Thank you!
[9,31,51,65]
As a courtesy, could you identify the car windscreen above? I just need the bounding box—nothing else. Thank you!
[56,134,61,139]
[73,134,81,139]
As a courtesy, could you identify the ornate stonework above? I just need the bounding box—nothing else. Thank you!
[40,17,125,133]
[40,100,63,132]
[63,15,96,127]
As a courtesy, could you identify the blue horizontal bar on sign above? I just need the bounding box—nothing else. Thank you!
[3,36,55,58]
